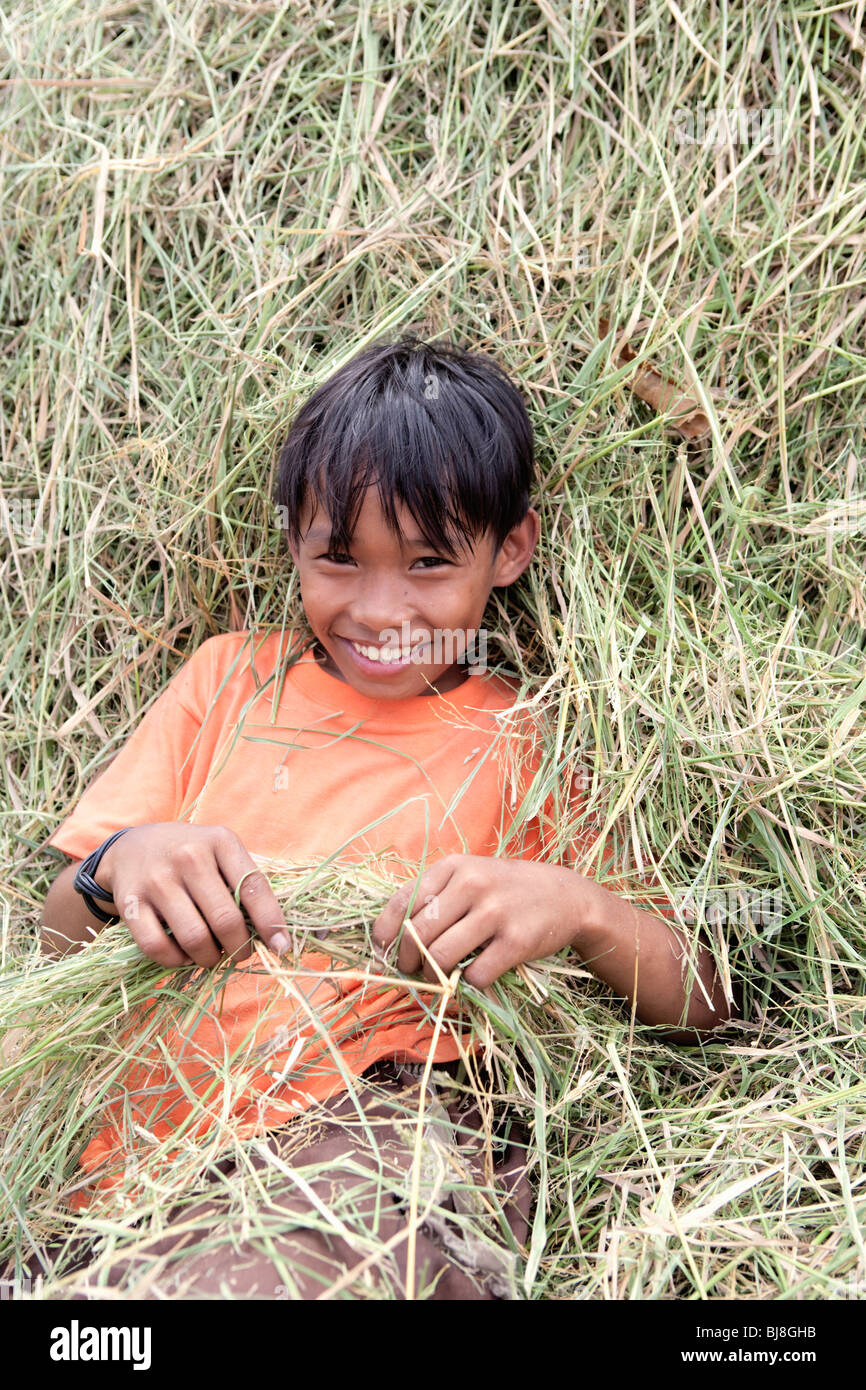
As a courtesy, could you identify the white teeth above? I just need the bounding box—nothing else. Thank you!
[350,641,411,665]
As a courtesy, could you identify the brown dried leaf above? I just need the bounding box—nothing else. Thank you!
[600,316,711,441]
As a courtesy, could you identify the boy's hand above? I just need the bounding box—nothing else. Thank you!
[97,823,291,968]
[371,854,589,989]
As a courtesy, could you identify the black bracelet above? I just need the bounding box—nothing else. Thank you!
[72,828,133,924]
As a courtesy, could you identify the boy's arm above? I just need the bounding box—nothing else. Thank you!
[41,858,122,957]
[372,856,735,1043]
[41,636,219,956]
[41,824,293,966]
[565,871,734,1043]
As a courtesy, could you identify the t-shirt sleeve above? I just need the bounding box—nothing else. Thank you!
[45,637,221,862]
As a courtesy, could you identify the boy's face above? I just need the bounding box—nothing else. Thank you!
[289,485,539,698]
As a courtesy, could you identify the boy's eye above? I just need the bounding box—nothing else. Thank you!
[317,552,448,569]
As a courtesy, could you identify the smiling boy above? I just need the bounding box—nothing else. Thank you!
[40,334,733,1298]
[275,338,730,1028]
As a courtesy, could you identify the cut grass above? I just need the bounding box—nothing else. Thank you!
[1,0,865,1299]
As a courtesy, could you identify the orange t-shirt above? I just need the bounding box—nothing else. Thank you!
[48,629,567,869]
[46,629,662,1203]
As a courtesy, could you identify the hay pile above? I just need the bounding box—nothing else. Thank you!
[2,2,865,1300]
[2,827,864,1299]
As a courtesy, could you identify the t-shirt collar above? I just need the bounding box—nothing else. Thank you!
[287,647,492,725]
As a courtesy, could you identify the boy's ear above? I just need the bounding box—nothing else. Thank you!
[490,507,540,587]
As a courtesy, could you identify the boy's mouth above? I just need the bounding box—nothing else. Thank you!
[336,634,429,674]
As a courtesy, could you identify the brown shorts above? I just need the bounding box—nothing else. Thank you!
[57,1060,533,1301]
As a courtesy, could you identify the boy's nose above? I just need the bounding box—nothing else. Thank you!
[346,578,416,637]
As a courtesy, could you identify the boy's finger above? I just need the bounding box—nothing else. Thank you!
[414,917,493,983]
[182,860,253,963]
[378,878,476,975]
[148,882,223,968]
[369,872,430,950]
[125,901,191,970]
[371,881,420,950]
[214,842,291,956]
[372,860,455,953]
[461,938,514,991]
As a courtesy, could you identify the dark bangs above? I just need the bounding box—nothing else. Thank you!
[274,335,535,560]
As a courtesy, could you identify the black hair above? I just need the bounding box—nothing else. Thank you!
[274,335,535,561]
